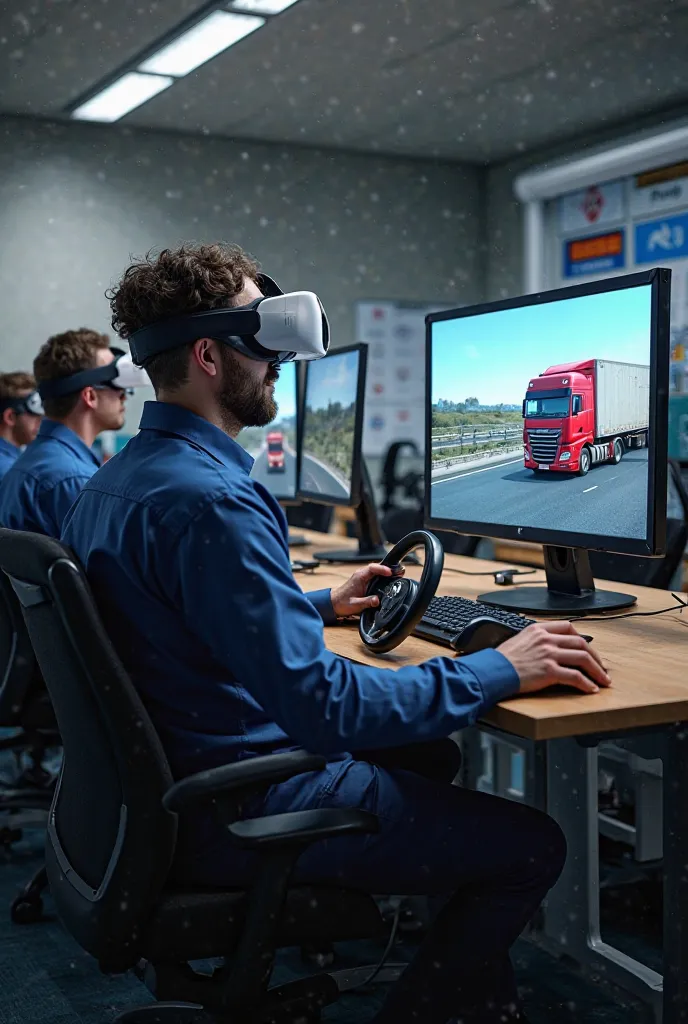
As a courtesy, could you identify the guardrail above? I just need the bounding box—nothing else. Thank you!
[431,443,523,470]
[432,425,522,440]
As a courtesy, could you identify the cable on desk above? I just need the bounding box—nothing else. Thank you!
[570,592,688,624]
[443,566,537,578]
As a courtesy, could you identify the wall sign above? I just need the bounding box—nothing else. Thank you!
[635,211,688,264]
[563,229,625,278]
[559,181,625,234]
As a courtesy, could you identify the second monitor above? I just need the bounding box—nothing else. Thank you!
[297,343,388,563]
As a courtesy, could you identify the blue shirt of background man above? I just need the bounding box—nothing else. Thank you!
[61,401,518,782]
[0,437,20,485]
[0,419,100,537]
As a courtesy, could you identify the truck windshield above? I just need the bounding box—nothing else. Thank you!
[268,441,283,452]
[524,396,570,418]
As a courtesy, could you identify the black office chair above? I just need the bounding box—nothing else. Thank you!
[0,529,404,1024]
[588,460,688,589]
[0,570,58,922]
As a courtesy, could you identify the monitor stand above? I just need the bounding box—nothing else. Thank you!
[478,546,637,616]
[313,462,390,565]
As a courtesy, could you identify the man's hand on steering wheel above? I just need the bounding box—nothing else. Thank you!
[331,563,404,618]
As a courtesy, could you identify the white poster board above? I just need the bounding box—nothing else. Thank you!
[356,300,451,457]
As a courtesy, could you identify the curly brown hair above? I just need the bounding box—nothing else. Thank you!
[34,328,111,419]
[106,242,262,393]
[0,371,37,401]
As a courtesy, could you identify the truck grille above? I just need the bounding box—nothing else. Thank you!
[528,430,560,464]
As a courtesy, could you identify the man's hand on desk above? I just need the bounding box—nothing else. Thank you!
[499,621,612,695]
[330,562,401,618]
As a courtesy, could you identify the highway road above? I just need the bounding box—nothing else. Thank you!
[431,448,649,540]
[250,448,349,500]
[250,448,296,497]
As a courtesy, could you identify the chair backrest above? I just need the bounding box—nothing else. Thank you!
[0,570,39,727]
[0,529,177,973]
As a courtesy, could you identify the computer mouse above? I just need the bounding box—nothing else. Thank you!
[450,617,521,655]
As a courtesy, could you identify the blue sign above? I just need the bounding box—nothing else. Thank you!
[563,230,625,278]
[635,211,688,264]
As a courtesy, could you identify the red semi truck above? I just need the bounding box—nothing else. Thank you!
[522,359,649,475]
[266,430,285,472]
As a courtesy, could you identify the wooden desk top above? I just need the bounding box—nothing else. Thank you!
[296,530,688,741]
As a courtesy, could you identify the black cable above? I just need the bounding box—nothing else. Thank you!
[349,901,403,991]
[569,593,688,624]
[443,567,537,578]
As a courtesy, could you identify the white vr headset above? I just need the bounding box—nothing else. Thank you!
[128,273,330,367]
[37,348,151,402]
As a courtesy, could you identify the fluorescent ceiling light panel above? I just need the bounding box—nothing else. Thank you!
[71,72,173,122]
[139,10,264,78]
[230,0,301,12]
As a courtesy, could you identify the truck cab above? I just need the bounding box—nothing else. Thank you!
[523,361,595,473]
[266,430,285,473]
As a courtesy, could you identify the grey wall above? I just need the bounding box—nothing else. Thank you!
[0,114,482,362]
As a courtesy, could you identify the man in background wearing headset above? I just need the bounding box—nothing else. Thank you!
[62,242,610,1024]
[0,328,147,537]
[0,372,43,483]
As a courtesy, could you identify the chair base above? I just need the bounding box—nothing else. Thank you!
[115,1003,209,1024]
[10,864,48,924]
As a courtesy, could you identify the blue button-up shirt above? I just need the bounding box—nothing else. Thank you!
[0,419,100,537]
[0,437,20,484]
[62,402,518,781]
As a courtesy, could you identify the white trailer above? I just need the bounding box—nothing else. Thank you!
[594,360,650,440]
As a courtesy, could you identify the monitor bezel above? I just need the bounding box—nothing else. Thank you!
[424,268,671,558]
[296,342,367,508]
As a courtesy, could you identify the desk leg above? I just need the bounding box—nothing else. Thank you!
[544,738,662,1019]
[663,725,688,1024]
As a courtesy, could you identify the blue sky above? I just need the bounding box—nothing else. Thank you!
[272,361,296,419]
[306,349,360,411]
[431,284,653,406]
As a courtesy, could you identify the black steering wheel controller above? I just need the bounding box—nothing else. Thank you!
[359,531,444,654]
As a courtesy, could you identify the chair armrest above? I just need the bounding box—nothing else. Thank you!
[227,808,379,849]
[162,749,327,813]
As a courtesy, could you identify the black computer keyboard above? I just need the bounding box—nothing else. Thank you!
[414,595,536,647]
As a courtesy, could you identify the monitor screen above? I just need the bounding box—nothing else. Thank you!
[298,345,364,505]
[237,361,298,500]
[427,273,669,554]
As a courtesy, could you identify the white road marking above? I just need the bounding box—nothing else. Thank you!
[433,458,523,485]
[583,486,598,493]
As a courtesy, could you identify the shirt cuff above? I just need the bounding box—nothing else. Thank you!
[460,648,520,706]
[306,588,337,626]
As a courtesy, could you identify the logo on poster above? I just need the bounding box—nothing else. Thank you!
[635,212,688,264]
[582,186,604,223]
[373,383,384,395]
[370,415,385,430]
[393,324,413,339]
[396,367,411,381]
[372,308,385,321]
[397,409,411,422]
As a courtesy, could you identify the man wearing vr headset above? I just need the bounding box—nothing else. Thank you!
[0,372,43,482]
[0,328,148,537]
[62,243,608,1024]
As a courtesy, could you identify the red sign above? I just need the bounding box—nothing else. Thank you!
[582,186,604,223]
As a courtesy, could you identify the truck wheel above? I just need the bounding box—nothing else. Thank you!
[578,449,591,476]
[612,439,624,464]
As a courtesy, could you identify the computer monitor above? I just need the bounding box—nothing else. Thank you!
[297,343,387,563]
[425,268,671,614]
[236,361,307,545]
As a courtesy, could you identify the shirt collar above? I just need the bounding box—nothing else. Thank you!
[37,419,101,467]
[138,401,254,472]
[0,437,19,459]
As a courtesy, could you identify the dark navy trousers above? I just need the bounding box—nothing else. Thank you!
[175,740,566,1024]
